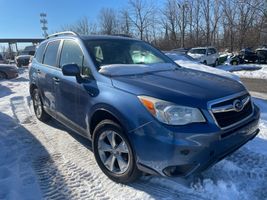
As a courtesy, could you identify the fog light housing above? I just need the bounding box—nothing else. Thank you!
[163,164,197,177]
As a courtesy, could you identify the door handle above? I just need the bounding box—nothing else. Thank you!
[53,77,60,84]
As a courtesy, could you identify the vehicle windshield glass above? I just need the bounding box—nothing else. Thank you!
[188,49,206,55]
[85,39,172,69]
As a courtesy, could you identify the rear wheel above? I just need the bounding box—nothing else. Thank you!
[32,89,51,122]
[17,62,22,68]
[0,72,7,80]
[93,120,141,183]
[213,60,218,67]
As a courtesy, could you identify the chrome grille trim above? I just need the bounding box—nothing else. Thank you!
[207,91,254,130]
[211,95,250,113]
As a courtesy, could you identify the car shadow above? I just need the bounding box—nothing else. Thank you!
[45,118,93,150]
[0,84,13,98]
[0,111,74,199]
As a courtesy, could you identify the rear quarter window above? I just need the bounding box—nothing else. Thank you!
[35,42,47,63]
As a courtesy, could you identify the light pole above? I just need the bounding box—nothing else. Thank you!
[40,13,48,38]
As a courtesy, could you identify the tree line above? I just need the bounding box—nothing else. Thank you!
[57,0,267,52]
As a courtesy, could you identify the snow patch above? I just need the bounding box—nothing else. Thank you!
[218,64,267,79]
[99,63,177,76]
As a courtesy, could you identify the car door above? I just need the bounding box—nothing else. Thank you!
[37,40,61,117]
[209,48,218,65]
[56,39,89,133]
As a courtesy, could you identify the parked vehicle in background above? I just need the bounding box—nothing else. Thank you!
[0,64,18,80]
[0,54,6,64]
[256,47,267,64]
[239,48,258,64]
[187,47,219,66]
[15,45,36,67]
[165,51,240,82]
[218,52,233,65]
[30,32,260,183]
[229,55,241,65]
[171,48,190,54]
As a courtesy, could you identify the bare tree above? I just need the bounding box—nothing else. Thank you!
[53,0,267,51]
[162,0,178,46]
[202,0,211,45]
[99,8,118,35]
[119,9,132,35]
[60,17,97,35]
[236,0,260,48]
[128,0,155,40]
[222,0,237,51]
[193,0,202,46]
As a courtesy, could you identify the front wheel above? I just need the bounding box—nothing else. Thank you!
[32,89,51,122]
[93,120,141,183]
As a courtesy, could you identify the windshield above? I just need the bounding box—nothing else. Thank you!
[85,39,172,69]
[188,49,206,55]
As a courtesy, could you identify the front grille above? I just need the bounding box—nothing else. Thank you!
[211,94,253,128]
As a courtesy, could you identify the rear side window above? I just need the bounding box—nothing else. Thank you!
[35,42,47,63]
[43,40,60,67]
[208,48,216,54]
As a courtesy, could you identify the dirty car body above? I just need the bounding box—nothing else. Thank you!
[29,33,260,181]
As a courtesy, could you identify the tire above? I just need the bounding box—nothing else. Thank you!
[32,89,51,122]
[213,60,218,67]
[93,119,141,183]
[232,61,238,65]
[0,72,7,80]
[17,62,22,68]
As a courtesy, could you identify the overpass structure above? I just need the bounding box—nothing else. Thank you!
[0,38,44,59]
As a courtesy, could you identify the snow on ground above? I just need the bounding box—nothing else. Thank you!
[0,69,267,200]
[217,64,267,79]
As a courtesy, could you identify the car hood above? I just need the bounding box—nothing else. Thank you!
[173,59,240,82]
[111,67,246,108]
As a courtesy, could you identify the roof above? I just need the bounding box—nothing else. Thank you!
[80,35,138,41]
[45,31,137,42]
[190,46,215,49]
[0,38,44,43]
[256,47,267,51]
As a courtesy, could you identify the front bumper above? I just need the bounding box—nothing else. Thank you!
[131,105,260,177]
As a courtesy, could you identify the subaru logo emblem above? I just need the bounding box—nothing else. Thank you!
[233,99,243,112]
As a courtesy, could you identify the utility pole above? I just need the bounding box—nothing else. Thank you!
[40,13,48,38]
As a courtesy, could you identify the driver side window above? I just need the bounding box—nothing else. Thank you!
[60,40,91,76]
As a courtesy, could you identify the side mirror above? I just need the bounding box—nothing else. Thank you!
[62,64,80,77]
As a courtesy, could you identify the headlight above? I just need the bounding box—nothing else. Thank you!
[138,96,205,125]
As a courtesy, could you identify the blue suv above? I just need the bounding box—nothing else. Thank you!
[29,32,260,183]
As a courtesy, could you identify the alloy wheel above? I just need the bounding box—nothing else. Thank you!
[98,130,130,174]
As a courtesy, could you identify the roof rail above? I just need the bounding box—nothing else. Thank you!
[46,31,79,39]
[112,34,132,38]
